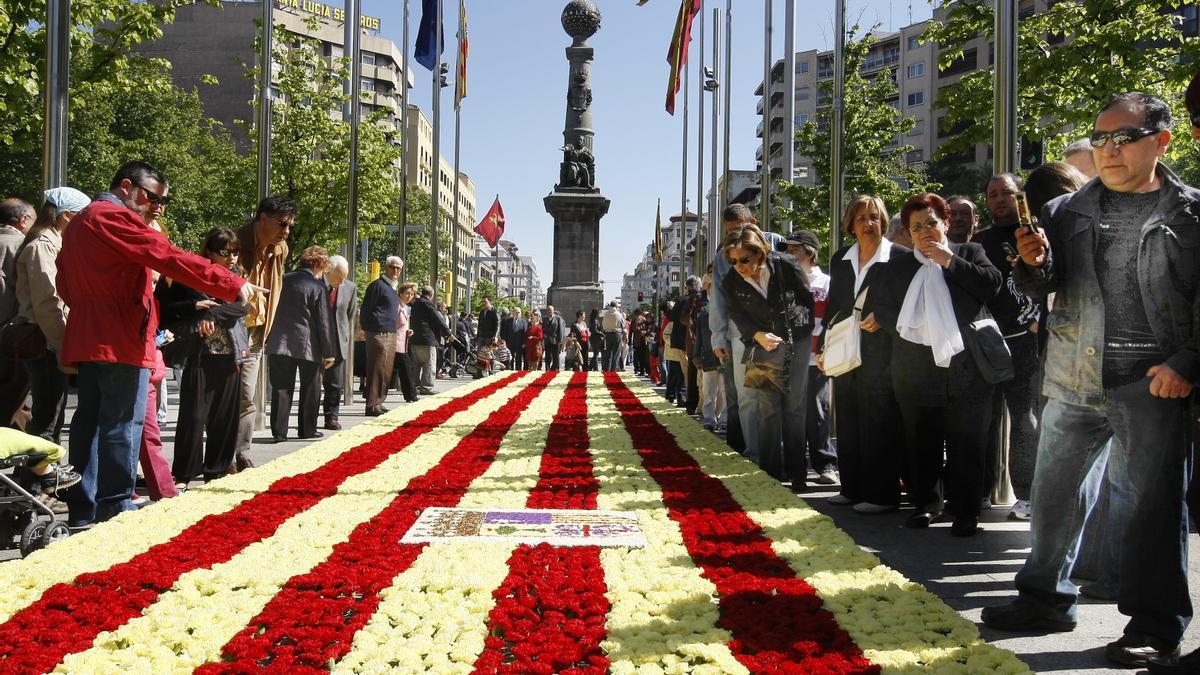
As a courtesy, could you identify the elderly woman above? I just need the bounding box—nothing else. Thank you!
[820,195,906,514]
[873,193,1001,536]
[13,187,90,443]
[722,225,815,490]
[265,246,335,442]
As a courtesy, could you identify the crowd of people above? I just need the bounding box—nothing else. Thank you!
[0,85,1197,670]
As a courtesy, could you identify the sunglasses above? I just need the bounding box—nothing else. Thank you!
[727,253,758,266]
[135,182,172,206]
[1088,127,1160,148]
[208,246,239,257]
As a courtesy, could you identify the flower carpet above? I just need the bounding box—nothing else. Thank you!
[0,371,1030,674]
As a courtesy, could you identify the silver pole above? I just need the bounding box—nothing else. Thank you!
[830,0,845,255]
[680,57,689,295]
[993,0,1018,174]
[430,0,443,294]
[760,0,772,232]
[695,3,705,276]
[43,0,70,190]
[710,8,720,264]
[722,0,732,212]
[256,0,274,203]
[345,0,361,281]
[782,0,796,230]
[451,103,462,311]
[399,0,410,283]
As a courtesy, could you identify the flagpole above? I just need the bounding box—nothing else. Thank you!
[782,0,796,230]
[399,0,410,283]
[679,57,689,296]
[760,0,772,232]
[43,0,69,190]
[345,0,362,284]
[709,8,720,267]
[695,2,705,278]
[722,0,732,212]
[430,0,443,295]
[831,0,845,255]
[256,0,273,203]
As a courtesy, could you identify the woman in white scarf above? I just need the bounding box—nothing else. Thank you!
[873,193,1001,538]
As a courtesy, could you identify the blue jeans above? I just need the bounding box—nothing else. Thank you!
[604,332,621,371]
[1015,379,1191,644]
[66,362,150,526]
[730,337,760,464]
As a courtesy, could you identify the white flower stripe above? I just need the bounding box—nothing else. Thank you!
[53,372,540,673]
[621,375,1031,674]
[587,373,748,675]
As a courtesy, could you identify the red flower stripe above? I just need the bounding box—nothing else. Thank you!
[198,371,559,673]
[472,372,611,674]
[0,372,527,674]
[602,373,879,674]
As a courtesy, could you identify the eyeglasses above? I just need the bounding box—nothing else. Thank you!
[908,220,942,232]
[1089,127,1161,149]
[135,182,172,206]
[727,253,758,266]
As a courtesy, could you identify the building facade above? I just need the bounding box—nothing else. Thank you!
[620,212,698,309]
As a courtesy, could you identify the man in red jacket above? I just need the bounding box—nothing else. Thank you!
[57,161,258,527]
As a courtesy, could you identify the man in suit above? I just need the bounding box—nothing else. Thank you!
[410,286,451,394]
[360,256,402,416]
[264,246,336,442]
[322,255,357,430]
[542,305,567,371]
[476,297,500,349]
[502,307,529,370]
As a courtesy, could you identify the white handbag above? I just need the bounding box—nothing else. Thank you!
[822,287,868,378]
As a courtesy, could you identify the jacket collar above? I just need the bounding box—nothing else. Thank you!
[1064,163,1197,224]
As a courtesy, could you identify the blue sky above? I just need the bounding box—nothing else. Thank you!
[360,0,933,301]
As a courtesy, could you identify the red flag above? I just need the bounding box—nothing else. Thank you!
[664,0,700,115]
[454,0,468,109]
[475,197,505,248]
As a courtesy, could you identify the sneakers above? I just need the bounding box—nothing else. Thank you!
[1106,633,1180,668]
[827,494,857,506]
[1008,499,1032,521]
[38,464,81,495]
[814,469,839,485]
[852,502,897,515]
[980,601,1076,633]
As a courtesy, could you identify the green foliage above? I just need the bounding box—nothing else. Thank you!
[247,20,402,266]
[776,25,939,256]
[925,0,1200,164]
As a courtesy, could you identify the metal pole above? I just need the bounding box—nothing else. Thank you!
[710,8,720,266]
[680,57,689,295]
[722,0,732,212]
[256,0,274,203]
[993,0,1018,175]
[782,0,796,230]
[42,0,70,190]
[430,1,443,294]
[345,0,361,282]
[830,0,845,256]
[451,103,462,311]
[760,0,772,231]
[695,4,705,276]
[399,0,410,282]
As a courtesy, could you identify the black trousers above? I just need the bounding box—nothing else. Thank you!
[174,354,241,483]
[322,358,343,420]
[25,351,68,443]
[511,346,526,371]
[685,359,699,413]
[268,354,322,440]
[832,367,903,506]
[983,331,1043,500]
[544,344,561,370]
[665,361,684,403]
[805,366,838,473]
[391,351,419,401]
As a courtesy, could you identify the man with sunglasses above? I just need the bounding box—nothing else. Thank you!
[56,161,259,528]
[982,93,1200,669]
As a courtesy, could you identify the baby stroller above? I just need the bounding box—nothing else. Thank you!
[0,453,72,557]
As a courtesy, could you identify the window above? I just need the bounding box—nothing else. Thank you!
[361,51,376,66]
[906,91,924,107]
[798,61,810,74]
[907,62,925,78]
[360,78,376,92]
[940,48,977,78]
[908,36,921,50]
[908,118,925,136]
[795,113,810,125]
[796,86,811,101]
[906,149,925,163]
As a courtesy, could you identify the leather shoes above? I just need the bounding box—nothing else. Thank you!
[324,418,342,430]
[270,436,287,444]
[951,515,979,537]
[1106,634,1180,668]
[299,431,324,440]
[905,511,934,529]
[1149,646,1200,673]
[981,601,1076,633]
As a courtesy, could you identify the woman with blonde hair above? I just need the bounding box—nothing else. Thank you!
[819,194,906,514]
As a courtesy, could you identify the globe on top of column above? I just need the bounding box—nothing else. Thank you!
[561,0,601,42]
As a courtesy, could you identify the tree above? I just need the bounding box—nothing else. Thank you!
[775,25,939,256]
[364,188,453,290]
[246,20,403,265]
[924,0,1200,165]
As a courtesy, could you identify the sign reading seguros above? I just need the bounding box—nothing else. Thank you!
[275,0,382,32]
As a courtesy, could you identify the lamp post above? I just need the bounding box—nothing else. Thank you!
[43,0,70,190]
[704,9,720,271]
[399,0,411,282]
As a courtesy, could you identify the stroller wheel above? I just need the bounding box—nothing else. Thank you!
[19,519,47,557]
[40,521,70,548]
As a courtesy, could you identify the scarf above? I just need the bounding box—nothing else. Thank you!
[896,249,963,367]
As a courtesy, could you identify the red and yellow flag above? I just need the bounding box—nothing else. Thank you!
[664,0,701,115]
[475,197,505,248]
[454,0,468,109]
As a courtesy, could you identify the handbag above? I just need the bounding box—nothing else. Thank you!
[744,341,792,392]
[822,287,868,378]
[0,322,47,361]
[963,311,1014,384]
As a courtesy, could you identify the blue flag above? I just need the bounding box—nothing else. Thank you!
[414,0,443,71]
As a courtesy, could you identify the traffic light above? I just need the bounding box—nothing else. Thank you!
[637,291,644,302]
[438,63,450,89]
[1020,138,1043,170]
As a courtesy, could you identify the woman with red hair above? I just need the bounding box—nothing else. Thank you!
[873,192,1002,537]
